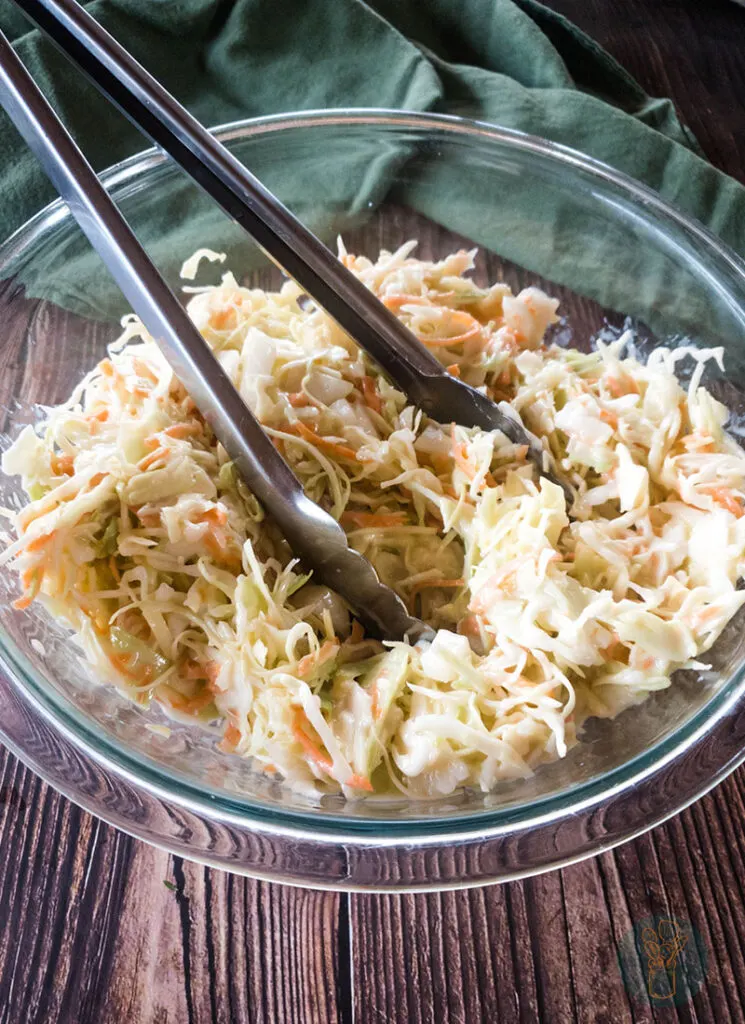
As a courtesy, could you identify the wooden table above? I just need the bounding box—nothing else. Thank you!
[2,2,745,1021]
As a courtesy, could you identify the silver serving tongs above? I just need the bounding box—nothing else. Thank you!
[0,29,433,644]
[0,0,568,643]
[11,0,568,481]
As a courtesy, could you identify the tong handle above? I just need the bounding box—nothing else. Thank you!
[14,0,568,499]
[0,27,430,642]
[13,0,446,402]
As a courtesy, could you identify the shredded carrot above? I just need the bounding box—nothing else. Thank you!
[370,683,381,720]
[204,530,228,560]
[210,307,237,331]
[201,523,240,568]
[445,363,461,378]
[109,652,153,683]
[132,506,161,528]
[606,375,639,398]
[349,620,365,644]
[25,532,54,554]
[451,422,476,480]
[132,358,158,383]
[297,640,339,678]
[137,447,170,471]
[340,510,407,529]
[600,632,623,661]
[683,432,715,453]
[205,661,222,690]
[163,422,202,439]
[382,291,457,312]
[382,293,428,311]
[288,392,311,408]
[599,409,618,428]
[157,681,214,714]
[99,359,115,377]
[701,485,745,518]
[417,311,482,348]
[469,560,528,612]
[13,570,41,610]
[361,375,382,414]
[346,773,374,792]
[87,407,109,424]
[287,420,358,461]
[449,425,495,486]
[200,505,228,527]
[219,722,242,752]
[51,452,74,475]
[292,708,333,771]
[457,614,481,638]
[21,567,39,589]
[693,606,721,628]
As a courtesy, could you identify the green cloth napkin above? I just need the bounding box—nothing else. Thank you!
[1,0,744,337]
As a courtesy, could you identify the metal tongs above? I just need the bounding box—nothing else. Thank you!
[0,0,567,644]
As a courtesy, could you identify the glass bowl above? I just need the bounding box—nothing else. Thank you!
[2,110,745,891]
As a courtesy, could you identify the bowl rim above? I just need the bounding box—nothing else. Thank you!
[2,108,745,888]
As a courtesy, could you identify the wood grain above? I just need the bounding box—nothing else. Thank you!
[0,748,348,1024]
[1,2,745,1023]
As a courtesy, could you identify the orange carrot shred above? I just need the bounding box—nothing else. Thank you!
[361,375,382,414]
[288,392,312,408]
[701,485,744,518]
[287,421,358,461]
[292,709,333,771]
[25,532,53,554]
[346,774,374,792]
[137,447,170,471]
[132,358,158,383]
[417,311,482,348]
[219,722,242,752]
[163,422,202,439]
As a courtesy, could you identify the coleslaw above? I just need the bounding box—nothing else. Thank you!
[3,241,745,799]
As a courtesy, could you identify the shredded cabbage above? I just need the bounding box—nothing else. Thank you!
[3,241,745,799]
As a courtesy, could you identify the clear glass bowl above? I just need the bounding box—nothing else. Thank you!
[2,110,745,890]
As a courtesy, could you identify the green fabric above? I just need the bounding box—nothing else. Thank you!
[1,0,744,337]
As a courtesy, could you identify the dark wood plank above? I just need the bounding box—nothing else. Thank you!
[0,748,346,1024]
[544,0,745,184]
